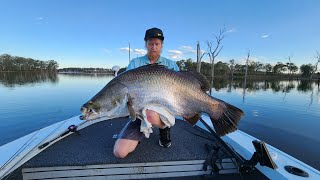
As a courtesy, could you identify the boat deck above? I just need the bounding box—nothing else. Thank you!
[6,117,268,179]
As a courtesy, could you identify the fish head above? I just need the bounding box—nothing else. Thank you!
[80,100,102,120]
[80,86,129,120]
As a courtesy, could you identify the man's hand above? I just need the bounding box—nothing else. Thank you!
[145,110,166,129]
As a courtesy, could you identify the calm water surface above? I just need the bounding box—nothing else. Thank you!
[0,72,319,170]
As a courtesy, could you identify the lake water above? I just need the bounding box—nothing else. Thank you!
[0,72,319,170]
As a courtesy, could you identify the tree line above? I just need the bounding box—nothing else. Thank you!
[188,27,320,81]
[58,67,113,73]
[0,54,59,71]
[0,71,58,87]
[176,58,320,79]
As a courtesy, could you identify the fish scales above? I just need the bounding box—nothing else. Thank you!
[81,64,244,136]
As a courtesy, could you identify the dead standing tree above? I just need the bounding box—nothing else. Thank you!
[310,51,320,80]
[196,41,207,73]
[229,59,235,77]
[206,28,226,94]
[286,56,294,80]
[244,50,250,79]
[243,50,250,103]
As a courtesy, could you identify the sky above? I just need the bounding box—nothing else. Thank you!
[0,0,320,69]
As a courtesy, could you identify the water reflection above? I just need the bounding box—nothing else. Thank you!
[0,72,58,87]
[214,77,319,107]
[1,72,317,94]
[58,72,114,78]
[297,80,313,92]
[212,77,318,93]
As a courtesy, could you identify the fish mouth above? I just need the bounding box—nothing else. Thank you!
[80,107,101,120]
[80,114,110,121]
[80,106,114,121]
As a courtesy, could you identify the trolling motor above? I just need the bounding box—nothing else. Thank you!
[245,140,277,170]
[200,118,277,175]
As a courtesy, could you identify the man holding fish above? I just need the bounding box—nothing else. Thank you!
[113,27,179,158]
[80,28,243,159]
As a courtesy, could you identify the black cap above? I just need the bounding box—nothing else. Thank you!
[144,27,164,41]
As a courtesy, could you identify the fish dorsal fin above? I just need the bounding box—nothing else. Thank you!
[181,71,210,92]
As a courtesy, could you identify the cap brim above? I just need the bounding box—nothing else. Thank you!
[144,36,164,41]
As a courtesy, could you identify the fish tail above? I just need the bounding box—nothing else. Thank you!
[208,99,244,136]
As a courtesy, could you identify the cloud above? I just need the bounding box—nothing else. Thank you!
[120,47,146,56]
[180,45,206,55]
[120,47,132,53]
[36,17,44,20]
[133,49,147,55]
[168,50,183,59]
[102,48,111,54]
[168,45,206,60]
[261,34,269,38]
[34,17,47,24]
[226,28,237,33]
[179,46,196,54]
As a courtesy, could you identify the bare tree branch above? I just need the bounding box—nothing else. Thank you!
[211,28,226,58]
[215,45,223,58]
[206,27,226,95]
[310,51,320,80]
[200,51,206,60]
[315,51,320,63]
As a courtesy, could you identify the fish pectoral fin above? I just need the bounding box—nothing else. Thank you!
[183,113,201,126]
[127,95,136,121]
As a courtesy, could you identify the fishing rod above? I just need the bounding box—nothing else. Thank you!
[0,117,71,172]
[38,124,81,150]
[199,117,277,174]
[199,118,246,165]
[1,117,86,180]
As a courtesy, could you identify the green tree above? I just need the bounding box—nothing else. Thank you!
[14,56,25,71]
[0,54,59,71]
[273,62,286,74]
[286,62,298,74]
[234,64,246,74]
[264,63,273,73]
[215,61,229,76]
[247,61,264,73]
[47,60,59,71]
[200,61,212,77]
[300,64,314,77]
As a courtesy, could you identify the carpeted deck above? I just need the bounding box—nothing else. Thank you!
[5,117,268,180]
[24,117,217,167]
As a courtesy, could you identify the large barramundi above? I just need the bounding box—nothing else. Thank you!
[81,64,243,136]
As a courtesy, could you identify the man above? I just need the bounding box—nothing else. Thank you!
[113,27,179,158]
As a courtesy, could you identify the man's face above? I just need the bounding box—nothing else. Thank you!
[146,38,163,56]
